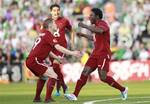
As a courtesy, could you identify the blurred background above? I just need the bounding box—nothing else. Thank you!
[0,1,150,104]
[0,0,150,83]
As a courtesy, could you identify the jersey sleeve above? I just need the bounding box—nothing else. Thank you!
[65,19,72,31]
[97,21,109,32]
[45,32,58,47]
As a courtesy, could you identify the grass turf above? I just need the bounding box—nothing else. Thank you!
[0,81,150,104]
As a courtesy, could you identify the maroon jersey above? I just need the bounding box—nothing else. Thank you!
[91,20,111,58]
[54,17,72,48]
[28,30,58,61]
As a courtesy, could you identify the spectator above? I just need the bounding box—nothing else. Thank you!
[0,0,149,63]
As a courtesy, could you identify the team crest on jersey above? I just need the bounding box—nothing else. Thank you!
[39,33,45,36]
[53,39,57,43]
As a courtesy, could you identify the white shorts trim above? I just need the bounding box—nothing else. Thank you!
[35,57,48,68]
[100,58,106,69]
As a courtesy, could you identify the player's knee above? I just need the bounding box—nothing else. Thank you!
[82,66,92,76]
[99,70,107,81]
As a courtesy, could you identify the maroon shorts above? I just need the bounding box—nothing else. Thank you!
[85,55,111,73]
[26,57,48,77]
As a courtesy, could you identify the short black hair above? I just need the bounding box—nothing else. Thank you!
[49,4,60,10]
[91,8,103,19]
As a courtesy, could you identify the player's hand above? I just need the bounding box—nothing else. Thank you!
[78,22,87,28]
[72,50,82,57]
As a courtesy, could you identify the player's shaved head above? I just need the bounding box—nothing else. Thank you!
[50,4,60,11]
[42,18,57,35]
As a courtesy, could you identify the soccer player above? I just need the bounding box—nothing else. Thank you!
[65,8,128,101]
[33,4,75,102]
[49,4,74,97]
[25,19,80,102]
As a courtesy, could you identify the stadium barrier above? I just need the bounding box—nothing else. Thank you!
[24,60,150,83]
[0,60,150,83]
[0,62,23,83]
[62,60,150,83]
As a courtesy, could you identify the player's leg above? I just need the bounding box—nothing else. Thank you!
[48,57,61,97]
[55,80,61,96]
[53,61,68,94]
[65,57,97,100]
[65,66,93,101]
[44,78,56,102]
[73,66,94,97]
[97,57,128,100]
[43,67,58,102]
[26,57,57,102]
[33,76,47,102]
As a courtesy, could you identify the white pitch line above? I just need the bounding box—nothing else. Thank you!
[83,96,150,104]
[129,101,150,104]
[83,98,120,104]
[118,101,150,104]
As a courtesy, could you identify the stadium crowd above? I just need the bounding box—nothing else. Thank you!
[0,0,150,64]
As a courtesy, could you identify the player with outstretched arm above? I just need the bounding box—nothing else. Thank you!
[25,19,81,102]
[65,8,128,101]
[33,4,75,103]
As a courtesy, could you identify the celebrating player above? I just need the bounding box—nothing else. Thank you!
[49,4,74,97]
[33,4,75,103]
[25,19,80,102]
[65,8,128,101]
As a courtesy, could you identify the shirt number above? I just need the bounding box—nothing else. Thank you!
[53,29,60,37]
[32,37,41,50]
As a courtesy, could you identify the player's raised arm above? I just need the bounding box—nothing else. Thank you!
[54,44,81,57]
[78,22,104,33]
[77,32,94,41]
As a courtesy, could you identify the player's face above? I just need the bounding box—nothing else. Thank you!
[50,7,60,20]
[89,12,96,24]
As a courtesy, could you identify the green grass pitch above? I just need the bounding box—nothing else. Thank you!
[0,81,150,104]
